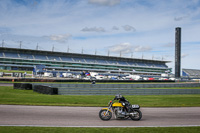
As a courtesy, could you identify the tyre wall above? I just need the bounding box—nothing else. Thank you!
[13,83,32,90]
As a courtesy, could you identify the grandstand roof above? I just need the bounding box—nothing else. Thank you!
[0,47,171,64]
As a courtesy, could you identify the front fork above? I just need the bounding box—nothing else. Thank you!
[105,105,112,115]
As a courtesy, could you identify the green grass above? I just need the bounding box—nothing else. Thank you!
[0,126,200,133]
[0,87,200,132]
[0,70,32,74]
[134,87,200,89]
[0,86,200,107]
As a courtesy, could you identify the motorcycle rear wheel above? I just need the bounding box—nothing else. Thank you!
[130,109,142,121]
[99,109,112,121]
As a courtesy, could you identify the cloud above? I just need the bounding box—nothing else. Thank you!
[108,43,152,54]
[174,15,189,21]
[164,43,175,47]
[122,25,136,32]
[45,34,72,43]
[112,26,119,31]
[108,43,133,54]
[81,27,106,32]
[81,25,136,33]
[88,0,120,6]
[134,45,152,52]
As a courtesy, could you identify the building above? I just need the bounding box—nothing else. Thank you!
[0,47,171,77]
[182,68,200,79]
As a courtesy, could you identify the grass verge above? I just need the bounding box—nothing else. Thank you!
[0,126,200,133]
[0,70,32,74]
[0,86,200,107]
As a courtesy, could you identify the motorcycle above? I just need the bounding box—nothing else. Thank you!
[99,95,142,121]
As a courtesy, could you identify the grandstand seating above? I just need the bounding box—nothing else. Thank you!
[145,63,154,67]
[0,47,170,76]
[182,69,200,78]
[126,62,136,66]
[4,52,19,58]
[60,56,73,62]
[97,59,108,64]
[0,52,4,57]
[154,64,166,68]
[73,57,86,63]
[47,55,61,61]
[117,61,128,65]
[85,58,97,64]
[107,60,118,65]
[33,54,48,60]
[20,53,34,59]
[0,51,169,69]
[136,62,147,67]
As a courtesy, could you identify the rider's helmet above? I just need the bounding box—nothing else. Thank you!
[114,94,123,100]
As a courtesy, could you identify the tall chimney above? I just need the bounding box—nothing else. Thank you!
[175,27,181,78]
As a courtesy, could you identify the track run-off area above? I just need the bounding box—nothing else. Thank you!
[0,105,200,127]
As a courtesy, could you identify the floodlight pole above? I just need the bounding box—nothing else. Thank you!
[19,41,22,49]
[95,49,97,55]
[52,45,54,52]
[2,40,4,47]
[36,43,39,50]
[67,46,69,53]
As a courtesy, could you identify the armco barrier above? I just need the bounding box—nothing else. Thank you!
[57,87,200,95]
[33,85,58,95]
[32,83,200,89]
[31,83,200,95]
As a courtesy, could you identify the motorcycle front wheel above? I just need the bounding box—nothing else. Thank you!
[130,109,142,121]
[99,109,112,121]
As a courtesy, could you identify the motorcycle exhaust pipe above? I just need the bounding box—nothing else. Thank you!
[129,112,137,116]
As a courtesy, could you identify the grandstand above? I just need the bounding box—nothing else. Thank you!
[182,69,200,79]
[0,47,171,76]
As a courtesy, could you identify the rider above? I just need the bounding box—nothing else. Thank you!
[114,94,131,112]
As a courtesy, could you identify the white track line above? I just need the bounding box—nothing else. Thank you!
[0,125,200,128]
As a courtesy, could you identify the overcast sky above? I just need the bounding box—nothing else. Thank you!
[0,0,200,72]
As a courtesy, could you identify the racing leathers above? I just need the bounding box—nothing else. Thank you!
[114,95,131,113]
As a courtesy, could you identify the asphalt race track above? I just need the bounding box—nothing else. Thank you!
[0,105,200,127]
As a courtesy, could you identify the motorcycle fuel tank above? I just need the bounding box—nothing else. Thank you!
[112,102,124,107]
